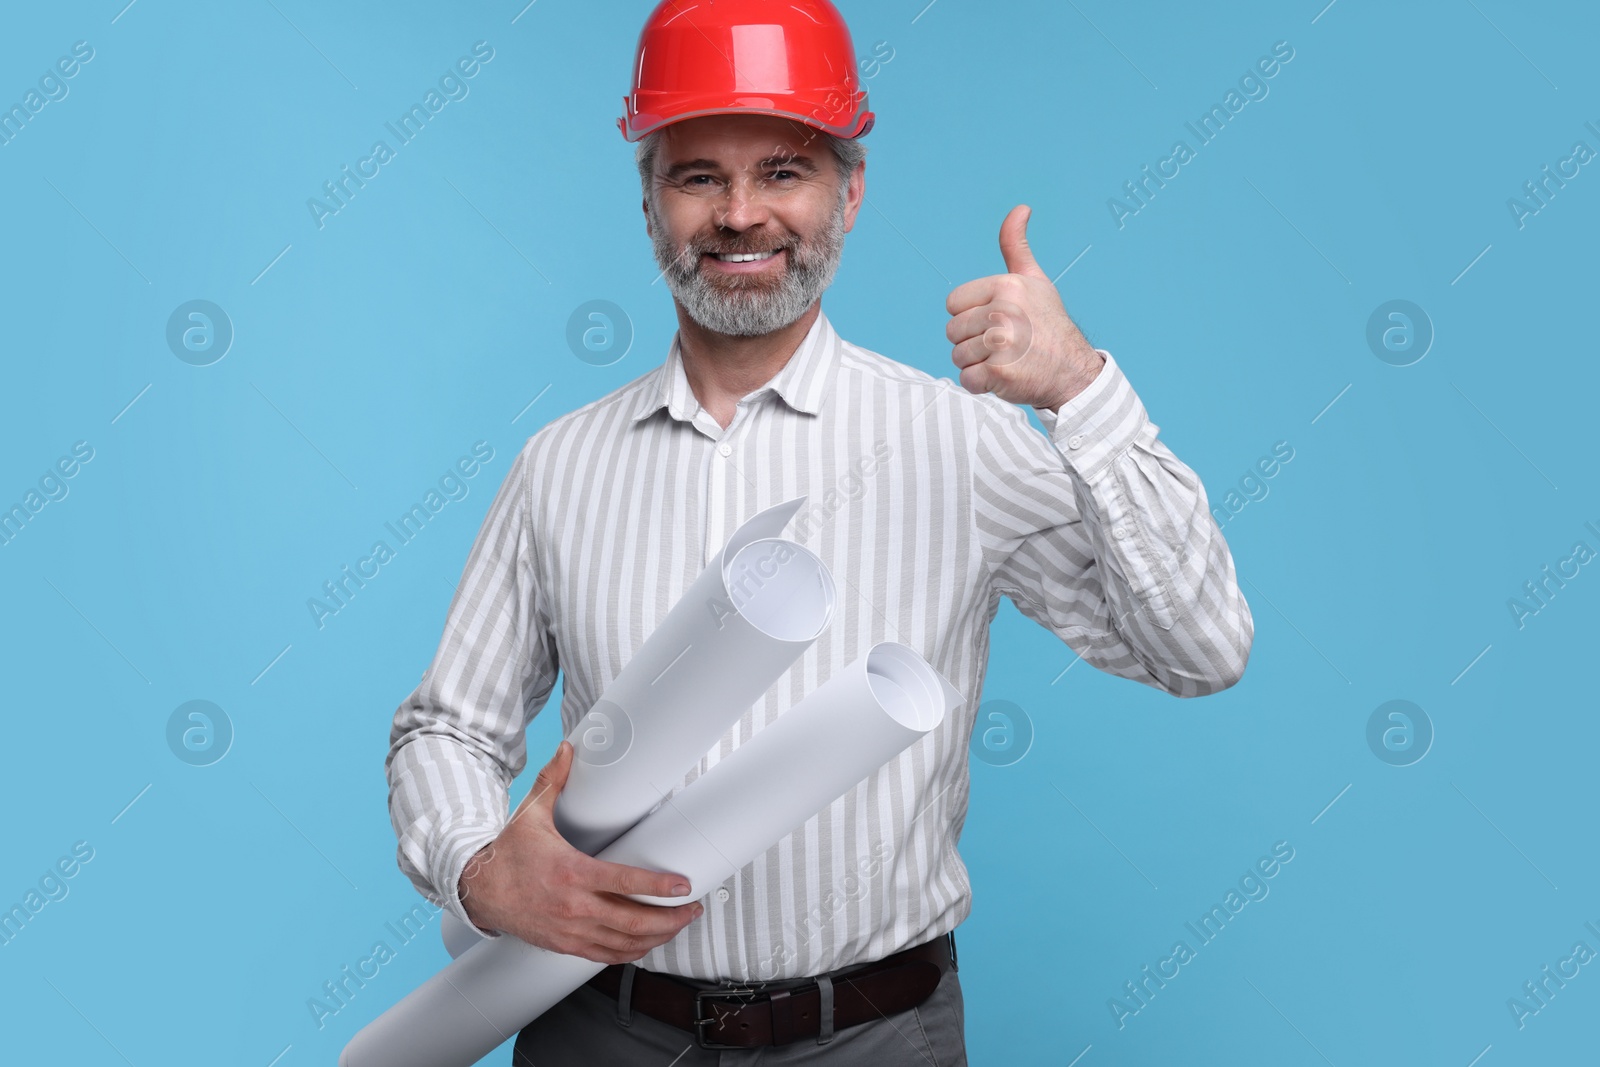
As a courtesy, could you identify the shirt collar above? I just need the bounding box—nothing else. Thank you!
[630,308,841,424]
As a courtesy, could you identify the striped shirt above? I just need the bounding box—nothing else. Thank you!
[386,307,1253,981]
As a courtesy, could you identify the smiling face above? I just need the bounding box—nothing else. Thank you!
[643,114,864,337]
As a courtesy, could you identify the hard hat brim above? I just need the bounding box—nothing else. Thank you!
[618,105,874,144]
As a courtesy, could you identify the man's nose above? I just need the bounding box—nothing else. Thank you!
[713,172,775,231]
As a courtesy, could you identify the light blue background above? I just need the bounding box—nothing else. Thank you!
[2,1,1595,1064]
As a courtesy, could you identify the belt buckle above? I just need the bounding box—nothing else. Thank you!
[692,985,763,1050]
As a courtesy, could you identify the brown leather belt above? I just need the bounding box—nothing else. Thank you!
[586,931,957,1049]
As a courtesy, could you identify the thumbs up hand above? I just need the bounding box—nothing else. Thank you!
[945,205,1105,410]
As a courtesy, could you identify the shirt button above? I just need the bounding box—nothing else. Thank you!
[718,443,732,457]
[1113,526,1126,539]
[715,887,730,902]
[1067,434,1084,449]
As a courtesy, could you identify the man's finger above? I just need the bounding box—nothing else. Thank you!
[581,853,693,900]
[567,940,637,966]
[592,898,703,943]
[958,359,993,397]
[946,301,1027,347]
[945,274,1008,318]
[998,204,1048,280]
[950,334,994,371]
[945,304,991,346]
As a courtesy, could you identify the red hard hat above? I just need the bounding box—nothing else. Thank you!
[618,0,875,143]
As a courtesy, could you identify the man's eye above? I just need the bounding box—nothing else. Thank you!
[768,170,797,181]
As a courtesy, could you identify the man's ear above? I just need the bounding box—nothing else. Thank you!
[842,161,865,233]
[642,196,651,238]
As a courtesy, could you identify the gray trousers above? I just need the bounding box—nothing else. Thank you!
[511,959,968,1066]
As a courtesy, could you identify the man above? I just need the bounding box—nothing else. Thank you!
[384,1,1253,1063]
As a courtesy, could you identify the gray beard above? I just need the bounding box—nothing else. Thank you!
[648,194,847,337]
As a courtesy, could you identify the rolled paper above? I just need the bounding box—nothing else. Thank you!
[603,642,963,908]
[439,496,832,960]
[552,496,836,856]
[341,642,961,1067]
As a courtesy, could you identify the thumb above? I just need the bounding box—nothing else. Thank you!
[998,204,1048,280]
[525,739,574,812]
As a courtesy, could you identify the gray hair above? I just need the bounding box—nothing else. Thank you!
[635,124,866,212]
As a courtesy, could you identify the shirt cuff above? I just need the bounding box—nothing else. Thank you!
[435,821,506,941]
[1031,348,1149,479]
